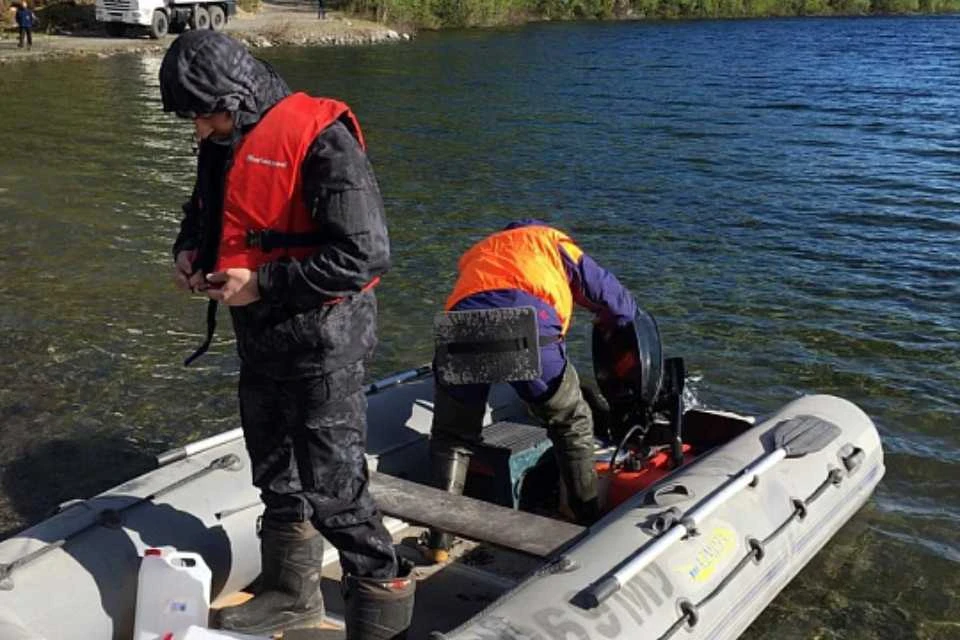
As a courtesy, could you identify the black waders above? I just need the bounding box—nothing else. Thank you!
[424,384,484,562]
[528,365,600,524]
[343,567,416,640]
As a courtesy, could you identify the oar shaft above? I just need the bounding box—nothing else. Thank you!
[591,448,787,606]
[367,364,432,394]
[157,428,244,466]
[684,448,786,530]
[608,525,687,588]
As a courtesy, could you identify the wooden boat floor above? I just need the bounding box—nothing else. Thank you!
[210,524,545,640]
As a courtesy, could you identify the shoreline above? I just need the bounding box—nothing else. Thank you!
[0,4,413,65]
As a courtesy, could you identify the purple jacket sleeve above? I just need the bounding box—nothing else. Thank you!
[558,244,637,327]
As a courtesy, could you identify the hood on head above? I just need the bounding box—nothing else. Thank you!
[159,30,291,129]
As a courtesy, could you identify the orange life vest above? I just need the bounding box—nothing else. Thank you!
[445,225,585,334]
[216,92,366,272]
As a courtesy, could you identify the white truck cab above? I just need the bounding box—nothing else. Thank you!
[95,0,236,39]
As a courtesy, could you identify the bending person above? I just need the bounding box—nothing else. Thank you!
[427,220,638,560]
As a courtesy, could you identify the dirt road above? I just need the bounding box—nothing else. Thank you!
[0,1,411,64]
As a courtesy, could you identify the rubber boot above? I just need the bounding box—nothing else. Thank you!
[216,519,325,635]
[424,383,483,563]
[425,442,471,562]
[529,364,600,525]
[343,568,416,640]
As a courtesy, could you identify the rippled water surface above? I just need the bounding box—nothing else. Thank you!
[0,15,958,639]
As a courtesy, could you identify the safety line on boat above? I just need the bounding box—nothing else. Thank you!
[0,454,242,590]
[656,467,846,640]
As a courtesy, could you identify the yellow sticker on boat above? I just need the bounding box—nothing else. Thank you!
[675,526,739,584]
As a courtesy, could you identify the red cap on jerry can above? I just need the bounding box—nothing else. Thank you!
[144,548,163,556]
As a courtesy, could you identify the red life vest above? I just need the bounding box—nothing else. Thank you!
[216,92,366,272]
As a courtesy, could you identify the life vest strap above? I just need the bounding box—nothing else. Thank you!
[184,300,219,367]
[246,229,326,253]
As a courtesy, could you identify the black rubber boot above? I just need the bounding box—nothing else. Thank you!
[216,519,325,635]
[343,568,416,640]
[528,364,600,525]
[425,442,472,561]
[425,383,482,562]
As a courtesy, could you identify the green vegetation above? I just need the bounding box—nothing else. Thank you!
[343,0,960,27]
[4,0,960,36]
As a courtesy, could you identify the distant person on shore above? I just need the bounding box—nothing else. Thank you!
[158,30,413,639]
[317,0,325,19]
[15,0,36,49]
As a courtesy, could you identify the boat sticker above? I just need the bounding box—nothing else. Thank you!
[458,566,675,639]
[673,524,739,585]
[521,566,677,639]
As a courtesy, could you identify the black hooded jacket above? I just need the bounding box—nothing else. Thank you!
[160,31,391,376]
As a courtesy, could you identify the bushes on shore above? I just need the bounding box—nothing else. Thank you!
[345,0,960,26]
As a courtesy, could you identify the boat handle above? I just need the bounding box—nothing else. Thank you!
[840,444,864,473]
[648,484,693,507]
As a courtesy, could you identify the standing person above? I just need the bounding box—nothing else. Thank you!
[317,0,325,19]
[15,0,35,49]
[426,220,639,561]
[159,31,414,639]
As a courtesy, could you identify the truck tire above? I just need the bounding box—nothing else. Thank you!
[190,6,211,30]
[149,9,169,38]
[105,22,126,37]
[208,4,225,30]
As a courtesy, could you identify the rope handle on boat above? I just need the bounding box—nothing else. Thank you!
[0,454,241,591]
[656,466,846,640]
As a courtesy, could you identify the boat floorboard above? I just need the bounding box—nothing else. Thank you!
[210,524,545,639]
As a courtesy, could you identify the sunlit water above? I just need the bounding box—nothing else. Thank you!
[0,15,957,639]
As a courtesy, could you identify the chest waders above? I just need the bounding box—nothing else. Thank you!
[426,307,598,562]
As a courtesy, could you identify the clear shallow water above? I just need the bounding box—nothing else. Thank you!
[0,16,957,639]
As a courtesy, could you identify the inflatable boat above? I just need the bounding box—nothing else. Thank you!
[0,339,885,639]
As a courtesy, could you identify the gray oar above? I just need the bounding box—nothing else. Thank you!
[577,415,842,609]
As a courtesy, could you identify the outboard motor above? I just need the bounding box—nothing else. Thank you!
[592,309,686,469]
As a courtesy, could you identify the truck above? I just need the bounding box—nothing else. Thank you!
[95,0,236,39]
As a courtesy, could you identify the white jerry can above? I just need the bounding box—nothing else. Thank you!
[133,548,212,640]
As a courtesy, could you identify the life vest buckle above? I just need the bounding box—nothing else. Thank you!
[245,229,274,252]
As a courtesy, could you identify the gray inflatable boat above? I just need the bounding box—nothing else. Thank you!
[0,364,884,640]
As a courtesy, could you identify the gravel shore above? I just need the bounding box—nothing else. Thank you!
[0,1,412,64]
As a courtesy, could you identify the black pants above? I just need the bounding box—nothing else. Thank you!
[239,361,397,579]
[18,27,32,47]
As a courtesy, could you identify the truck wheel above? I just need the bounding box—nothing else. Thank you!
[191,6,211,30]
[105,22,126,37]
[208,5,225,30]
[149,10,169,38]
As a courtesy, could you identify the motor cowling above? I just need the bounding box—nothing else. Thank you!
[591,309,665,442]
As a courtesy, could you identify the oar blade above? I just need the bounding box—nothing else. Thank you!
[772,415,842,458]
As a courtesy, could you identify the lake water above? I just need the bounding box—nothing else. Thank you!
[0,15,957,639]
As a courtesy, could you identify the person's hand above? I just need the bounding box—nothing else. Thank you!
[204,268,260,306]
[174,250,205,292]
